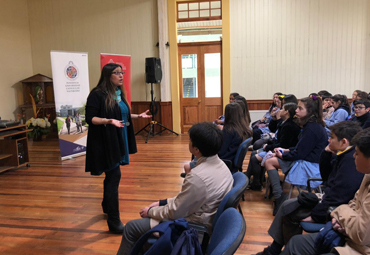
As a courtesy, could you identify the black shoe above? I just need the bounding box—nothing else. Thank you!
[273,193,288,216]
[253,246,275,255]
[180,172,186,178]
[107,218,124,234]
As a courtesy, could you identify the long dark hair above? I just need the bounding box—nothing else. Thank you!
[95,63,126,111]
[297,97,325,127]
[224,103,252,140]
[234,95,251,124]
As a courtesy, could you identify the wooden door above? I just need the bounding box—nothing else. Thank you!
[178,42,222,133]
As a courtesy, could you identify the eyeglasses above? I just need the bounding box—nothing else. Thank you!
[112,71,124,75]
[354,106,365,110]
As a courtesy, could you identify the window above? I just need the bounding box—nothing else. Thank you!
[177,1,221,22]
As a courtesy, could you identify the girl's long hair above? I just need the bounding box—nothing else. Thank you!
[297,97,325,127]
[234,95,251,124]
[224,103,252,140]
[95,63,127,112]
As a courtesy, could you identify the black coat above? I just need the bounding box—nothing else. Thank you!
[310,147,364,222]
[264,118,301,152]
[85,88,137,175]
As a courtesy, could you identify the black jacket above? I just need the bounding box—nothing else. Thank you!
[218,129,243,162]
[85,88,137,175]
[349,112,370,128]
[264,118,301,152]
[310,147,364,222]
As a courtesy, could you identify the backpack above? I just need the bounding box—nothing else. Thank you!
[171,228,203,255]
[130,219,189,255]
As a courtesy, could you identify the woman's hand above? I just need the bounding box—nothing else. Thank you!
[138,110,152,119]
[108,119,125,128]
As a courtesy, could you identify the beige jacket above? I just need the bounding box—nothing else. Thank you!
[331,174,370,255]
[148,155,233,230]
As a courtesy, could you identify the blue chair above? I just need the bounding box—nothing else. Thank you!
[227,138,253,173]
[207,207,246,255]
[189,172,248,253]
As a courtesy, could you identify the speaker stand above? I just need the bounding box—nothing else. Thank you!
[135,83,179,143]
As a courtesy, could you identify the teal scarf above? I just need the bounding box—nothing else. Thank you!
[114,88,122,102]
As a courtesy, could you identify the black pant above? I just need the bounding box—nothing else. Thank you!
[103,165,121,220]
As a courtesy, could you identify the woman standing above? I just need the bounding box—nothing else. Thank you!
[85,63,151,234]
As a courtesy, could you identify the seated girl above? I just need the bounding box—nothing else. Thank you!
[264,97,327,215]
[245,103,301,191]
[251,92,283,144]
[325,94,350,127]
[185,103,252,173]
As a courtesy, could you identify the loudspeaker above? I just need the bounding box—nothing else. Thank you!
[145,58,162,83]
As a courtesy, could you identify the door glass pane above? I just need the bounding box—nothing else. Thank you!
[182,54,198,98]
[205,53,221,97]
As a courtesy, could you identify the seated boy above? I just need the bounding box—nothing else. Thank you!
[281,127,370,255]
[255,121,364,255]
[116,122,233,255]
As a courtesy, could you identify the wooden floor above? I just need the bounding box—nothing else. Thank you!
[0,134,277,255]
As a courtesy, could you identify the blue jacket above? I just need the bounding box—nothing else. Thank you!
[325,107,349,127]
[282,122,327,163]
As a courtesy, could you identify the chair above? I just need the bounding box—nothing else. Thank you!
[207,207,246,255]
[189,172,248,253]
[228,138,253,173]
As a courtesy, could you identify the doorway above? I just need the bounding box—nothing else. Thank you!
[178,42,222,133]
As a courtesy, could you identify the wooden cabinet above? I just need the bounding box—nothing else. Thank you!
[0,125,30,174]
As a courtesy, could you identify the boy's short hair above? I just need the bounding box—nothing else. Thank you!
[329,121,362,145]
[188,122,223,157]
[353,99,370,109]
[352,128,370,158]
[357,91,368,100]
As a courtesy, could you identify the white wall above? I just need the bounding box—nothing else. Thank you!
[0,0,33,120]
[230,0,369,99]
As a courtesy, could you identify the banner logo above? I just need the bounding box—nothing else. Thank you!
[65,61,78,80]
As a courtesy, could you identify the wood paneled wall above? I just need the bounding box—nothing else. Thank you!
[131,100,272,132]
[131,101,173,135]
[230,0,370,99]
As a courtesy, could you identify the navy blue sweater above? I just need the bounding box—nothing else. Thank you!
[310,147,364,222]
[218,129,243,162]
[282,122,327,163]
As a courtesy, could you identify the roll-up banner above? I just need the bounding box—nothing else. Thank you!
[50,51,90,160]
[100,53,131,105]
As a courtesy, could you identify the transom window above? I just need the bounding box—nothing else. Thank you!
[177,1,221,22]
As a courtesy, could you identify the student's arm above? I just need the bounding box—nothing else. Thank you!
[148,174,207,220]
[319,149,335,181]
